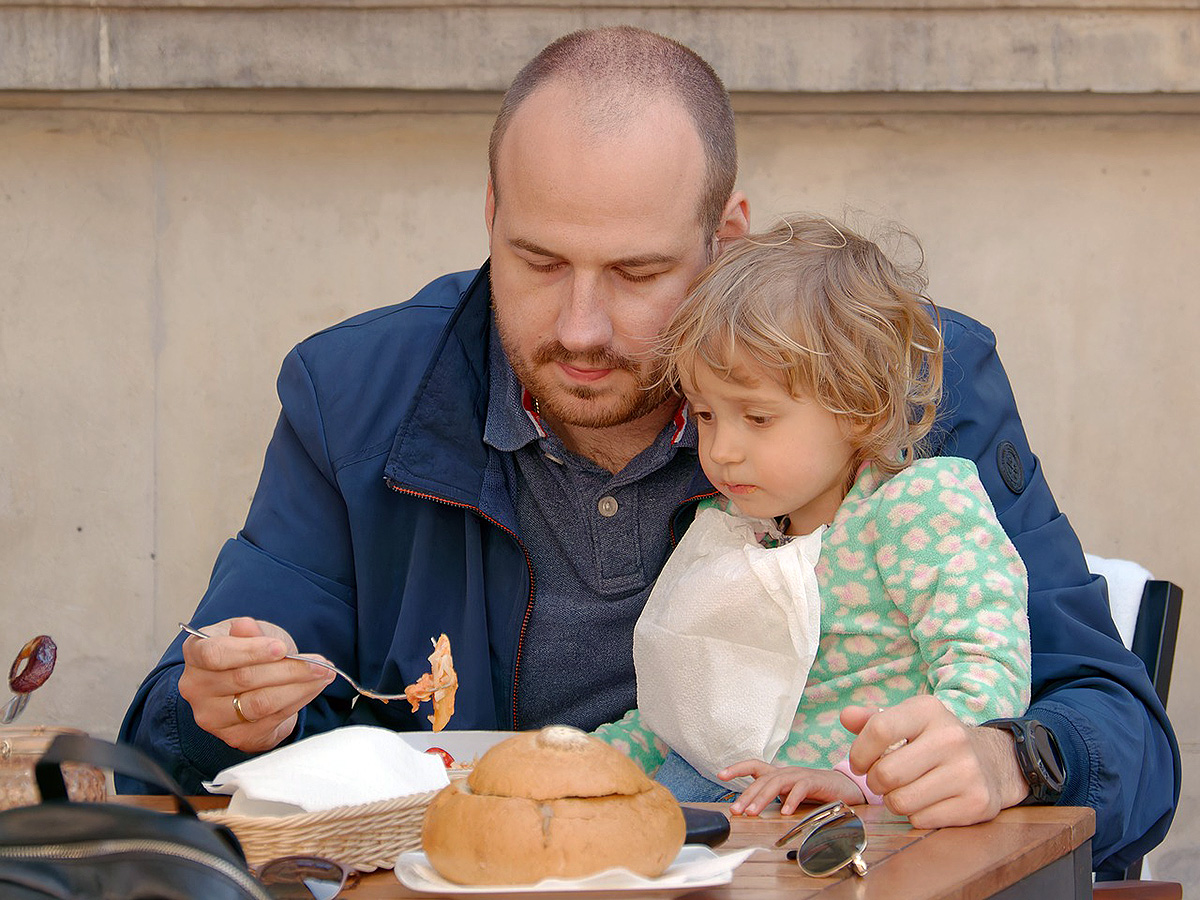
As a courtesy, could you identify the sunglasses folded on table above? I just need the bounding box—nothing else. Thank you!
[774,800,868,878]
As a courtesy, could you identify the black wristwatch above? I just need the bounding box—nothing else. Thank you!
[982,718,1066,804]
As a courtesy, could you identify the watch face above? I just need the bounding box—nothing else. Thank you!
[1031,723,1066,788]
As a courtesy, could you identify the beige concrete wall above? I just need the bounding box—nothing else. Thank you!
[1,0,1196,882]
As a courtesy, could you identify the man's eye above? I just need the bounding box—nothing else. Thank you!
[526,259,563,273]
[616,269,659,284]
[747,415,773,426]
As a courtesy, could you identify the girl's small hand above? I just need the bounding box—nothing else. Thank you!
[719,760,867,816]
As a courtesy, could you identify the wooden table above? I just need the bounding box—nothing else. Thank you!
[119,797,1094,900]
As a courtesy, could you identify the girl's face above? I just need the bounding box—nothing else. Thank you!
[681,354,858,536]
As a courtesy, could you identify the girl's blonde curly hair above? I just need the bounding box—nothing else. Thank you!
[659,213,944,480]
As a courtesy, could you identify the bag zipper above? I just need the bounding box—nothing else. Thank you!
[0,838,274,900]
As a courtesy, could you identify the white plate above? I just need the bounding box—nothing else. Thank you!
[395,730,514,768]
[393,845,757,893]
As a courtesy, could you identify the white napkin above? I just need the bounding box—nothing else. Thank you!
[634,505,823,787]
[203,725,450,815]
[393,846,758,893]
[1085,552,1153,649]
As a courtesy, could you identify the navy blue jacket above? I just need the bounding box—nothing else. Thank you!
[119,264,1178,872]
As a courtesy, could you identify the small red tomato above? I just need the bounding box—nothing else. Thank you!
[424,747,454,767]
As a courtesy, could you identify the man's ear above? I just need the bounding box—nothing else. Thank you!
[715,191,750,249]
[484,176,497,239]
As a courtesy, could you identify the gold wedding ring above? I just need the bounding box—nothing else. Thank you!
[232,693,254,724]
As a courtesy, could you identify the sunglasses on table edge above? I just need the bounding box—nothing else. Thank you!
[256,855,360,900]
[774,800,868,878]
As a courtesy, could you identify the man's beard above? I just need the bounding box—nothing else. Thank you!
[506,337,674,429]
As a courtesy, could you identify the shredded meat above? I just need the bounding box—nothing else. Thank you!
[404,634,457,732]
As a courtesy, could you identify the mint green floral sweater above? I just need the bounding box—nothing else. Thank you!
[595,456,1031,774]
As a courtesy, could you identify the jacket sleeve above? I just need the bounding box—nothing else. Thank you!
[933,311,1180,872]
[117,347,360,795]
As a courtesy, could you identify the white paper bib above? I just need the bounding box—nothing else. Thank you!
[634,505,823,787]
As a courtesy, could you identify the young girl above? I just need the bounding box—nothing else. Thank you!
[596,214,1031,812]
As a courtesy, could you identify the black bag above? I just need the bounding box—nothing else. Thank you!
[0,733,273,900]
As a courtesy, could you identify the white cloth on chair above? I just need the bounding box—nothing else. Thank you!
[1084,553,1153,652]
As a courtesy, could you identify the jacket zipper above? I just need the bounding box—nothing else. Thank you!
[0,838,273,899]
[386,479,536,730]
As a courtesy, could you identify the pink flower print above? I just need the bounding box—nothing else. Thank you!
[882,480,905,501]
[783,743,821,765]
[973,527,995,550]
[886,674,917,691]
[977,609,1010,632]
[836,547,867,571]
[938,617,969,638]
[963,693,989,714]
[850,685,887,706]
[984,571,1016,596]
[938,489,972,514]
[827,524,849,545]
[876,543,899,568]
[887,502,922,527]
[823,649,850,673]
[859,520,880,543]
[832,582,872,608]
[966,663,999,686]
[936,534,964,555]
[912,564,940,592]
[946,551,977,575]
[844,635,880,656]
[906,476,935,496]
[902,527,931,552]
[815,710,841,726]
[852,611,881,631]
[960,580,979,609]
[936,462,964,485]
[964,474,990,503]
[928,512,958,536]
[916,617,943,639]
[933,592,958,615]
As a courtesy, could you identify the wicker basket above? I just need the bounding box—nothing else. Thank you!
[200,789,439,872]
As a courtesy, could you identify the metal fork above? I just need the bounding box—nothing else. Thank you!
[1,692,29,725]
[177,622,409,702]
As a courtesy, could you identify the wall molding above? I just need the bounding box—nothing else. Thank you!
[3,3,1199,94]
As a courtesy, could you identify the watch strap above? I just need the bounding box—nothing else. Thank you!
[982,717,1065,804]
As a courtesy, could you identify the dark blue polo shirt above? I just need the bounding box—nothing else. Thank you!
[483,329,699,730]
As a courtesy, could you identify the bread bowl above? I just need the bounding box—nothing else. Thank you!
[421,725,685,884]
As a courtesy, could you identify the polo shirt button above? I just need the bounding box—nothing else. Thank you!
[597,496,619,517]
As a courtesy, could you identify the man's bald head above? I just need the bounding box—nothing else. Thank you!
[488,26,737,237]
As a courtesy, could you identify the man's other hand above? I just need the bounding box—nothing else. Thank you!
[842,695,1030,828]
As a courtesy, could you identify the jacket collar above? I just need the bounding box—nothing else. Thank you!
[383,263,495,508]
[382,260,718,516]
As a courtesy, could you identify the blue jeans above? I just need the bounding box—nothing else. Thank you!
[654,750,738,803]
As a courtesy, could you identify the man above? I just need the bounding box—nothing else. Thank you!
[119,26,1177,875]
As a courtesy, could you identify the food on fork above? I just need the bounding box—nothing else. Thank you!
[403,634,457,732]
[8,636,57,694]
[421,725,686,884]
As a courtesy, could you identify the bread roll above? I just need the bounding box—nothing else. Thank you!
[421,725,685,884]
